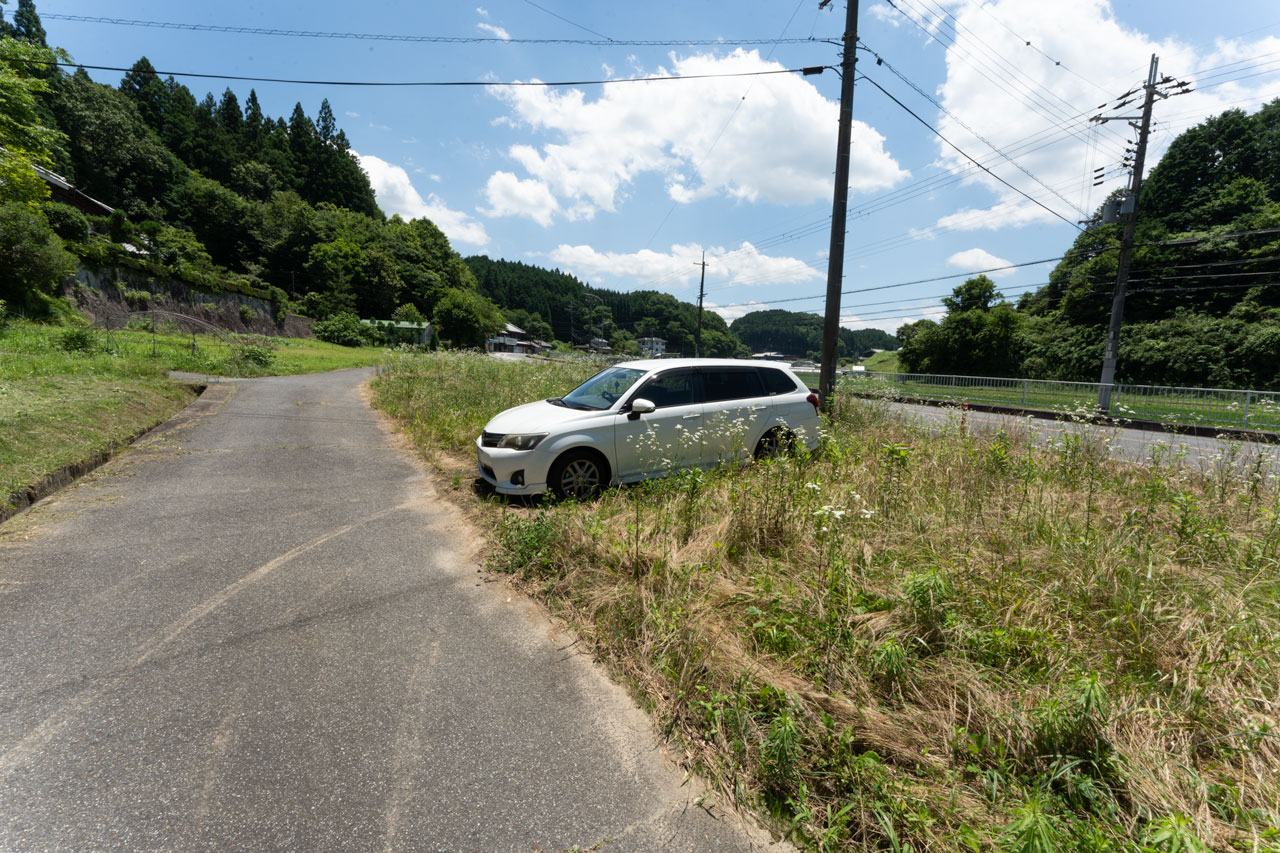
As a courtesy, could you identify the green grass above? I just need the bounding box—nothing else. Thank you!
[860,350,900,373]
[374,351,1280,853]
[846,372,1280,432]
[1,318,389,507]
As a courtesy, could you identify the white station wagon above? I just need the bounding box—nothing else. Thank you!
[475,358,821,499]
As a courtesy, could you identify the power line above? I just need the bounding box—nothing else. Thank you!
[885,0,1130,158]
[519,0,613,41]
[858,41,1087,217]
[14,58,812,88]
[39,13,822,47]
[858,71,1083,229]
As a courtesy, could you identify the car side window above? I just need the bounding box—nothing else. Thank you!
[758,368,799,395]
[703,369,765,403]
[636,371,698,409]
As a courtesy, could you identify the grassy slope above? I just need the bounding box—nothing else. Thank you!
[373,352,1280,853]
[1,320,387,505]
[861,350,900,373]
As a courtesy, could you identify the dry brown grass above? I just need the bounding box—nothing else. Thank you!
[374,353,1280,852]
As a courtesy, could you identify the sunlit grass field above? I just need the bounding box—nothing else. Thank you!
[374,351,1280,853]
[1,319,387,507]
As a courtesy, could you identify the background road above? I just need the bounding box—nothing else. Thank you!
[0,369,783,852]
[880,399,1280,475]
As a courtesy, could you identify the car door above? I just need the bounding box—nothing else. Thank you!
[699,367,770,466]
[613,369,705,482]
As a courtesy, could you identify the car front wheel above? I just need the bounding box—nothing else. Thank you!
[549,450,607,500]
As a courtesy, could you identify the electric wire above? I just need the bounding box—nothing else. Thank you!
[11,58,812,88]
[37,13,821,47]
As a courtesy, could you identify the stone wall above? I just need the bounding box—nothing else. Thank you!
[66,265,314,338]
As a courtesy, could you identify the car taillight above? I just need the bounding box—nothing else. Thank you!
[806,392,820,414]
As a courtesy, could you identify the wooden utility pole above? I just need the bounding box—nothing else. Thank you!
[819,0,859,410]
[1095,54,1160,414]
[694,252,707,357]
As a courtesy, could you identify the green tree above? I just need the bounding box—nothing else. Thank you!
[48,69,186,217]
[432,288,505,348]
[0,201,76,314]
[0,37,65,203]
[941,274,999,313]
[6,0,45,46]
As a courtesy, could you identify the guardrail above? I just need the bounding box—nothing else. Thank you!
[840,371,1280,432]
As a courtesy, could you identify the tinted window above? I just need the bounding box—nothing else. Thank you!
[758,367,799,395]
[703,369,765,403]
[636,371,698,409]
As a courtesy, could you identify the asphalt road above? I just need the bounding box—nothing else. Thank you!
[883,399,1280,474]
[0,369,784,852]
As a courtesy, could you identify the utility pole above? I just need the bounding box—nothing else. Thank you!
[694,251,707,358]
[1095,54,1162,414]
[819,0,859,411]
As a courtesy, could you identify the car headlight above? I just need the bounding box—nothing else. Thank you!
[497,432,549,451]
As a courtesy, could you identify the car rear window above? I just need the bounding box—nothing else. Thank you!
[758,367,799,395]
[703,369,765,402]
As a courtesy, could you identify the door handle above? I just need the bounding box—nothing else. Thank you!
[683,412,701,419]
[749,405,767,412]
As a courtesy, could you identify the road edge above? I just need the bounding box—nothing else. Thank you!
[1,382,223,525]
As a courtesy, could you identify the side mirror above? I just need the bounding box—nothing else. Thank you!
[628,398,656,420]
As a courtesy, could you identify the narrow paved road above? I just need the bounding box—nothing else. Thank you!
[884,400,1280,475]
[0,369,783,852]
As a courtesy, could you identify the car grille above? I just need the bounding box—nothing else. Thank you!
[481,431,502,447]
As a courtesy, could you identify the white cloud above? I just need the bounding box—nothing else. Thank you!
[477,22,510,40]
[345,111,360,118]
[706,300,768,322]
[483,49,909,223]
[546,241,823,288]
[913,0,1280,232]
[867,3,903,27]
[476,7,489,17]
[356,153,490,247]
[480,171,561,226]
[946,248,1015,278]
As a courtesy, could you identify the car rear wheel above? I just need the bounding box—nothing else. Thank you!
[549,450,608,500]
[754,427,796,460]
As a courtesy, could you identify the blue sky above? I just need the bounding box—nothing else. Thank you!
[31,0,1280,333]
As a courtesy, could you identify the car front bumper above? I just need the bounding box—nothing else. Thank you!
[475,438,552,496]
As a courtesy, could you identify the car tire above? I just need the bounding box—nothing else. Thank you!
[754,427,796,460]
[549,449,609,500]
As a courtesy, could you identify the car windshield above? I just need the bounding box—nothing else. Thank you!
[557,367,646,410]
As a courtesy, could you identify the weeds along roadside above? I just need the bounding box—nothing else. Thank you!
[372,352,1280,853]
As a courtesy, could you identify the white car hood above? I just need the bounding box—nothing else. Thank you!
[484,399,611,434]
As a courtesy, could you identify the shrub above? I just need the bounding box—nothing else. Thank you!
[42,202,91,243]
[58,327,97,352]
[312,311,368,347]
[239,305,257,323]
[0,202,77,316]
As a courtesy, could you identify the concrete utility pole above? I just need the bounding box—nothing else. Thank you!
[1095,54,1160,414]
[819,0,859,411]
[694,252,707,357]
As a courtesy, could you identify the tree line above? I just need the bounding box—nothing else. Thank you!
[3,0,903,355]
[899,100,1280,390]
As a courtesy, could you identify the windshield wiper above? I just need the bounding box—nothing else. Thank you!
[546,397,566,407]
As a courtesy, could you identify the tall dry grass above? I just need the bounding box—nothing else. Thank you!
[375,353,1280,853]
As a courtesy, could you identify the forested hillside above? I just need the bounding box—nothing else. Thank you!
[730,308,898,360]
[1,1,492,343]
[899,100,1280,389]
[467,256,747,356]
